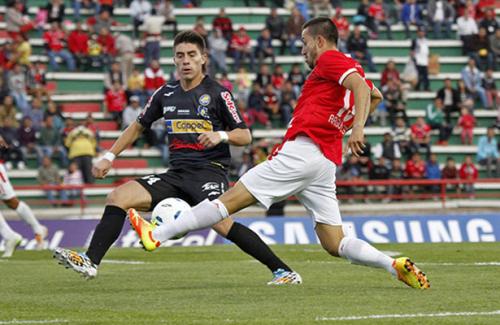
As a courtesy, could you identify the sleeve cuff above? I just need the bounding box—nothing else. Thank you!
[339,68,358,86]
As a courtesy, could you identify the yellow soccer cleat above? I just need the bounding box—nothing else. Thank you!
[128,208,160,252]
[393,257,430,289]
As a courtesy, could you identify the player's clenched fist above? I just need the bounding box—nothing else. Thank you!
[92,158,112,179]
[198,132,223,148]
[346,126,366,157]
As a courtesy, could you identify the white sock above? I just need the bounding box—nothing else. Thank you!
[339,236,396,276]
[16,201,43,235]
[152,199,229,242]
[0,212,19,240]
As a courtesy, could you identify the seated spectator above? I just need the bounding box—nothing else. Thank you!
[373,133,401,167]
[144,60,165,97]
[67,21,89,71]
[279,81,296,126]
[332,8,350,45]
[45,100,65,131]
[271,65,285,90]
[311,0,333,18]
[97,27,116,69]
[437,78,461,124]
[425,98,452,145]
[45,0,65,25]
[0,118,25,169]
[73,0,98,21]
[193,16,209,46]
[142,14,165,68]
[18,116,37,162]
[401,0,422,39]
[353,0,371,29]
[410,117,432,158]
[156,0,178,36]
[235,67,252,103]
[459,155,478,195]
[87,34,104,69]
[457,107,476,145]
[122,95,142,129]
[287,63,306,97]
[27,62,49,98]
[255,28,275,67]
[0,96,19,128]
[27,97,45,131]
[477,126,499,177]
[62,161,84,203]
[427,0,454,39]
[265,7,286,55]
[457,9,478,55]
[230,27,255,72]
[87,8,119,35]
[127,68,145,105]
[425,153,441,194]
[65,125,97,184]
[483,69,498,109]
[129,0,152,38]
[457,79,475,111]
[105,80,127,128]
[83,114,100,144]
[208,28,228,75]
[368,0,393,39]
[488,26,499,65]
[347,26,376,72]
[479,8,498,36]
[104,61,124,92]
[43,22,76,71]
[411,28,430,91]
[255,63,272,88]
[392,117,413,159]
[461,58,489,109]
[262,83,280,119]
[247,83,270,128]
[382,79,407,127]
[6,0,34,39]
[36,115,68,167]
[37,155,67,206]
[442,156,459,192]
[470,27,495,71]
[405,152,426,193]
[8,63,30,115]
[380,60,400,88]
[369,156,391,197]
[61,116,76,143]
[286,7,305,55]
[212,8,233,41]
[114,33,135,82]
[9,33,31,69]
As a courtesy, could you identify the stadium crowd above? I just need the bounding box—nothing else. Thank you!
[0,0,498,203]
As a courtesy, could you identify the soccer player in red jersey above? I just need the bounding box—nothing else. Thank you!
[130,18,430,289]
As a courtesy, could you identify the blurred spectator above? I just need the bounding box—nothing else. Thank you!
[64,125,97,184]
[410,117,432,158]
[392,117,412,158]
[142,14,165,67]
[36,115,68,167]
[436,78,461,124]
[425,98,452,145]
[459,155,478,195]
[73,0,98,21]
[479,8,498,36]
[368,0,393,39]
[83,114,100,144]
[332,8,350,44]
[130,0,152,38]
[265,7,286,55]
[425,153,441,194]
[61,117,76,143]
[457,79,475,112]
[262,83,280,120]
[477,126,499,178]
[405,152,426,195]
[68,21,90,71]
[387,158,404,200]
[255,63,272,88]
[0,118,24,169]
[156,0,178,36]
[286,7,305,55]
[6,1,34,38]
[208,29,229,75]
[87,8,119,35]
[7,63,30,114]
[87,34,104,69]
[247,83,270,128]
[105,81,127,127]
[127,68,145,105]
[218,73,233,92]
[373,133,401,166]
[279,80,296,126]
[255,28,275,67]
[0,96,19,128]
[461,58,489,109]
[45,0,65,25]
[98,0,114,15]
[369,156,390,197]
[287,63,305,97]
[230,27,255,72]
[144,60,165,97]
[353,0,370,29]
[382,79,407,127]
[470,27,495,71]
[456,10,478,55]
[18,116,37,161]
[37,155,66,206]
[0,68,9,102]
[401,55,418,90]
[97,27,117,68]
[115,33,135,82]
[442,156,459,192]
[235,67,252,103]
[104,61,125,91]
[380,60,400,88]
[271,65,285,90]
[9,33,31,69]
[27,62,49,98]
[311,0,333,18]
[347,26,377,72]
[411,28,430,91]
[483,68,498,109]
[457,107,476,145]
[427,0,454,39]
[27,97,45,131]
[62,161,84,202]
[45,100,65,131]
[122,95,142,128]
[193,16,209,45]
[401,0,422,39]
[212,8,233,41]
[43,22,76,71]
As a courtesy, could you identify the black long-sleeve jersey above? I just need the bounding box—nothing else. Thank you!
[137,76,247,169]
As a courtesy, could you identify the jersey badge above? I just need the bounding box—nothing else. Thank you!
[197,105,210,119]
[198,94,211,106]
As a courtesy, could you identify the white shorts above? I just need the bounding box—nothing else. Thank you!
[240,136,342,226]
[0,163,16,200]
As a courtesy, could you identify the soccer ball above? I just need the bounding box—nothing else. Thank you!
[151,198,190,240]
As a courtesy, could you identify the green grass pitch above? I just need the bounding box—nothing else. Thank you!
[1,243,499,325]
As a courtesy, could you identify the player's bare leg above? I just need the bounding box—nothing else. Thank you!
[315,223,429,289]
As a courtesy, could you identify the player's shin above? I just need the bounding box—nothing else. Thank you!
[152,198,228,242]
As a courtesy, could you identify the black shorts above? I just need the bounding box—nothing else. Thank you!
[135,165,229,211]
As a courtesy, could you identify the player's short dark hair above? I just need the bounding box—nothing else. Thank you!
[302,17,338,46]
[174,30,206,53]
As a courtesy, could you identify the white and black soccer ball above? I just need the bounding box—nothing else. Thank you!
[151,198,190,240]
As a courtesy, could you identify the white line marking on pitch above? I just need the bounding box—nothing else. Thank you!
[0,320,69,324]
[101,259,146,265]
[305,261,500,266]
[316,310,500,321]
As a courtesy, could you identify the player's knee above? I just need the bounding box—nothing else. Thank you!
[105,189,125,208]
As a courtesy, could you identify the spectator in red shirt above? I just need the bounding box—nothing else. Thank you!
[43,22,75,71]
[457,107,476,145]
[442,156,460,192]
[263,83,280,117]
[368,0,393,39]
[212,8,233,41]
[405,152,426,193]
[105,80,127,127]
[380,60,400,88]
[143,59,165,97]
[271,64,285,90]
[67,21,89,70]
[97,27,116,68]
[332,8,350,39]
[230,27,255,72]
[410,117,432,159]
[459,155,478,195]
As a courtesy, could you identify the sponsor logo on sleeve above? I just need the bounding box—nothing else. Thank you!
[221,91,242,123]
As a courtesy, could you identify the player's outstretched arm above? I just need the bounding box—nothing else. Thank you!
[92,121,145,179]
[198,128,252,148]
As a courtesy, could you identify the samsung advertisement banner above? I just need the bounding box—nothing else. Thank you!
[1,214,499,251]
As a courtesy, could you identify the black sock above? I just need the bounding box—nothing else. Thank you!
[225,222,292,273]
[86,205,127,265]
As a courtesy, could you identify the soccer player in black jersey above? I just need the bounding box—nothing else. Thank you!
[54,31,301,284]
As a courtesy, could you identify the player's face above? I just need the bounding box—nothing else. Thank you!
[173,42,207,81]
[301,29,318,69]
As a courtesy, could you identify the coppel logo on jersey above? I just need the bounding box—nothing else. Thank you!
[165,119,213,133]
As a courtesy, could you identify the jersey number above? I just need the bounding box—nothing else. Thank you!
[142,175,161,186]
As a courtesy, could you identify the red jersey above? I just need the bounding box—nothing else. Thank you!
[405,160,426,179]
[410,123,431,140]
[283,50,372,165]
[43,29,65,52]
[144,67,165,91]
[332,17,349,34]
[105,89,126,112]
[458,114,475,129]
[68,30,89,54]
[459,163,478,179]
[231,33,251,49]
[368,4,385,20]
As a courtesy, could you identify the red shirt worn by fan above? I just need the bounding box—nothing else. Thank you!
[283,50,373,165]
